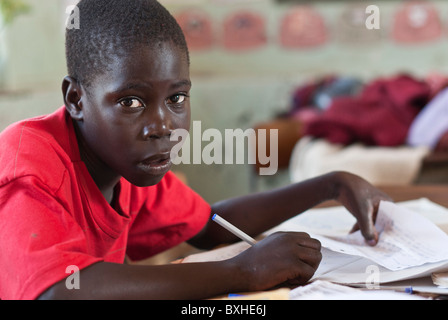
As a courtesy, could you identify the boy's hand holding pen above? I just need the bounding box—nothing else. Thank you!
[212,214,322,291]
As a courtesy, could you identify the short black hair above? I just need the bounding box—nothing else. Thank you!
[65,0,189,88]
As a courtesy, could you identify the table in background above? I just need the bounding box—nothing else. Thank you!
[319,184,448,209]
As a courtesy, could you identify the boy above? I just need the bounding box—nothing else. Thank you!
[0,0,390,300]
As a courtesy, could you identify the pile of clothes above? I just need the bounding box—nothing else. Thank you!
[287,73,448,185]
[289,73,448,150]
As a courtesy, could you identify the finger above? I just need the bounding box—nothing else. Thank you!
[350,222,378,245]
[349,222,359,234]
[378,192,394,203]
[362,225,378,246]
[292,232,322,250]
[288,258,320,286]
[274,231,321,250]
[273,232,322,266]
[295,245,322,269]
[357,202,379,246]
[297,236,322,251]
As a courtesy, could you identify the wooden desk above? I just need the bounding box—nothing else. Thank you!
[319,184,448,209]
[378,185,448,208]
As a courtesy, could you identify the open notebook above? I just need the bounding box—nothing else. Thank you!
[182,198,448,292]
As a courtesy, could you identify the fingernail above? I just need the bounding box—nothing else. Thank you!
[367,239,377,246]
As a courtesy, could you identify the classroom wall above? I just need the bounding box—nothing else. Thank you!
[1,0,448,203]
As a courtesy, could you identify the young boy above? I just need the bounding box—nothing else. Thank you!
[0,0,390,300]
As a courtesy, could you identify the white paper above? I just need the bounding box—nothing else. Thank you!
[312,201,448,271]
[265,199,448,286]
[432,271,448,288]
[314,250,448,285]
[290,280,425,300]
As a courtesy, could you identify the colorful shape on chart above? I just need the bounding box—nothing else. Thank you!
[222,11,267,51]
[175,10,214,51]
[392,1,442,44]
[279,6,327,49]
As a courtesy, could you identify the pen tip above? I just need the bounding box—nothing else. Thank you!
[212,214,217,220]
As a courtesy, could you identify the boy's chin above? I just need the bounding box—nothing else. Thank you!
[126,173,167,187]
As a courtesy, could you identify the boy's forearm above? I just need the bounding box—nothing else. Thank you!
[38,260,245,300]
[196,172,342,247]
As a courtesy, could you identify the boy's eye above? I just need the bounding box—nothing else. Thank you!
[120,98,144,108]
[167,94,187,104]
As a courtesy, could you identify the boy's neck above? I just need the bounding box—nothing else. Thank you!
[73,121,121,204]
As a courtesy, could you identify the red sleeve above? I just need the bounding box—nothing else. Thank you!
[125,171,211,261]
[0,176,102,300]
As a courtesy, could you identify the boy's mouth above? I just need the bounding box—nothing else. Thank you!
[137,153,172,175]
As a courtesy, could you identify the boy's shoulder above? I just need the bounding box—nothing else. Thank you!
[0,107,76,190]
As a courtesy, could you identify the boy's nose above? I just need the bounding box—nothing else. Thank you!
[142,107,173,140]
[142,124,172,140]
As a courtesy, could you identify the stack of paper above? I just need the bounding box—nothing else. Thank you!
[289,280,425,300]
[432,272,448,288]
[269,199,448,288]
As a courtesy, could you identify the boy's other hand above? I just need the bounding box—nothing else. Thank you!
[334,172,393,246]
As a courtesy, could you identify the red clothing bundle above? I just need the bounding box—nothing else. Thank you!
[0,107,211,300]
[304,75,431,146]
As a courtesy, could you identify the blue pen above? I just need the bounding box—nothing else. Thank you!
[405,287,413,294]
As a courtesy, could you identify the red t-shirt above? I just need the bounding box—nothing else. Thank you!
[0,107,211,300]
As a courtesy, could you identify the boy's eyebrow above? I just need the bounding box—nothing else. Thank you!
[112,79,192,94]
[113,82,152,94]
[171,79,192,90]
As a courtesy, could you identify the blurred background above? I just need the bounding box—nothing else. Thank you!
[2,0,448,204]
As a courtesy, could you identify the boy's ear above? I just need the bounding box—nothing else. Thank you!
[62,76,84,121]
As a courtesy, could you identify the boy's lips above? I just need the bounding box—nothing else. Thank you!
[137,152,172,175]
[141,152,170,164]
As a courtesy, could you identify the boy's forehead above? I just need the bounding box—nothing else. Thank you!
[117,42,188,68]
[91,42,190,90]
